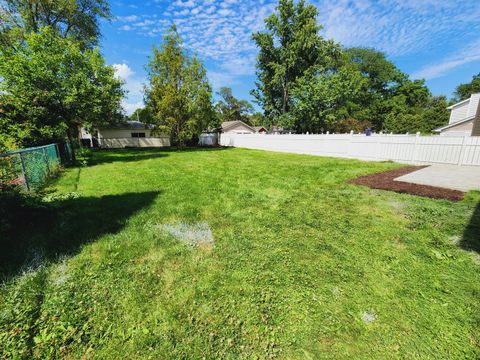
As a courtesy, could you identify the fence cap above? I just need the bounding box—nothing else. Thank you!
[0,143,58,157]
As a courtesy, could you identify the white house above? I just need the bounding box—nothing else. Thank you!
[435,93,480,136]
[80,121,170,148]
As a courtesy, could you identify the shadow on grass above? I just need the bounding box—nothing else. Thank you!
[0,191,159,281]
[461,201,480,253]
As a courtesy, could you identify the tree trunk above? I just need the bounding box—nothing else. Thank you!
[282,85,288,114]
[66,129,76,162]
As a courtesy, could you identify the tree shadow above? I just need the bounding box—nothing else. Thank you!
[0,191,160,281]
[461,201,480,253]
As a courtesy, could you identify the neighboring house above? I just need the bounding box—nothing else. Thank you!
[80,121,170,148]
[253,126,268,134]
[435,93,480,136]
[221,121,255,134]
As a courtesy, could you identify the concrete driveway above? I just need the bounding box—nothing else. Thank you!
[394,165,480,192]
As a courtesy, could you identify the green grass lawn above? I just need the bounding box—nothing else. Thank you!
[1,148,479,359]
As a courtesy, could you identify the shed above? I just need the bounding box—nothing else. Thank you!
[80,121,170,148]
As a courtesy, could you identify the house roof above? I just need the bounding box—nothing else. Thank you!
[99,121,154,130]
[253,126,267,132]
[447,93,480,109]
[221,120,255,132]
[434,115,475,132]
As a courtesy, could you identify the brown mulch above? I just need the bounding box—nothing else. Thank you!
[348,166,464,201]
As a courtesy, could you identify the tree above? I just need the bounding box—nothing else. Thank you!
[251,0,340,124]
[344,47,407,130]
[420,96,450,132]
[382,91,448,134]
[454,73,480,101]
[289,65,367,132]
[215,87,254,124]
[247,112,267,127]
[0,27,124,155]
[0,0,111,48]
[145,25,214,147]
[130,107,154,124]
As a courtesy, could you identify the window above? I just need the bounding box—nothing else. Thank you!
[131,132,146,138]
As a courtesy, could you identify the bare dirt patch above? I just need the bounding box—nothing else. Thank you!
[348,166,464,201]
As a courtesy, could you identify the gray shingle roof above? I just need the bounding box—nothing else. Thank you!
[100,121,154,130]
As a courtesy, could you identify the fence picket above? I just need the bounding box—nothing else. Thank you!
[220,133,480,166]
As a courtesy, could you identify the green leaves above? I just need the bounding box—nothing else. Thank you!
[454,73,480,102]
[215,87,254,124]
[0,0,112,49]
[0,27,124,147]
[145,25,215,147]
[252,0,332,121]
[252,2,450,134]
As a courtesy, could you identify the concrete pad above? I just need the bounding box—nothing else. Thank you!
[394,165,480,192]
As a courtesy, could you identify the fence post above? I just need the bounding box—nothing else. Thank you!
[43,146,50,175]
[19,152,30,191]
[347,130,354,158]
[412,132,420,164]
[458,136,468,166]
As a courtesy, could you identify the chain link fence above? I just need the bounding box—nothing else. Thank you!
[0,143,72,191]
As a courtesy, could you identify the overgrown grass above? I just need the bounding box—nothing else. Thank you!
[1,148,479,359]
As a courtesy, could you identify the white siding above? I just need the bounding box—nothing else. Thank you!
[450,101,470,124]
[98,129,155,139]
[100,137,170,148]
[448,94,480,124]
[468,94,480,117]
[440,120,474,137]
[97,129,170,148]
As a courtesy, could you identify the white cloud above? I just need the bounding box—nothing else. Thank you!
[411,39,480,80]
[316,0,480,56]
[113,63,135,81]
[114,0,480,88]
[122,101,144,116]
[113,63,145,115]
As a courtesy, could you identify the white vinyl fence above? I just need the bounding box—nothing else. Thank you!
[220,133,480,166]
[199,133,218,146]
[100,137,170,148]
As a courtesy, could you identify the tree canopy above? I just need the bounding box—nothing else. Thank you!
[0,0,111,48]
[251,0,340,122]
[0,27,124,150]
[215,87,254,124]
[454,73,480,102]
[145,25,215,147]
[252,0,451,134]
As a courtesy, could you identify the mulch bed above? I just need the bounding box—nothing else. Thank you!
[348,166,464,201]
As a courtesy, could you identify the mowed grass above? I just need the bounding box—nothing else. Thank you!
[1,148,479,359]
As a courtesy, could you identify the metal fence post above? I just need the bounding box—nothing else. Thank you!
[55,143,60,163]
[43,146,51,175]
[19,152,30,191]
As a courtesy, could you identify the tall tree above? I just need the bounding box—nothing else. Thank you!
[454,73,480,101]
[344,47,406,130]
[251,0,340,123]
[130,107,154,124]
[0,0,111,48]
[0,27,124,155]
[145,25,214,147]
[289,65,368,132]
[215,87,254,123]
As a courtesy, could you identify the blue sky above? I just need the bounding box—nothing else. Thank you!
[100,0,480,115]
